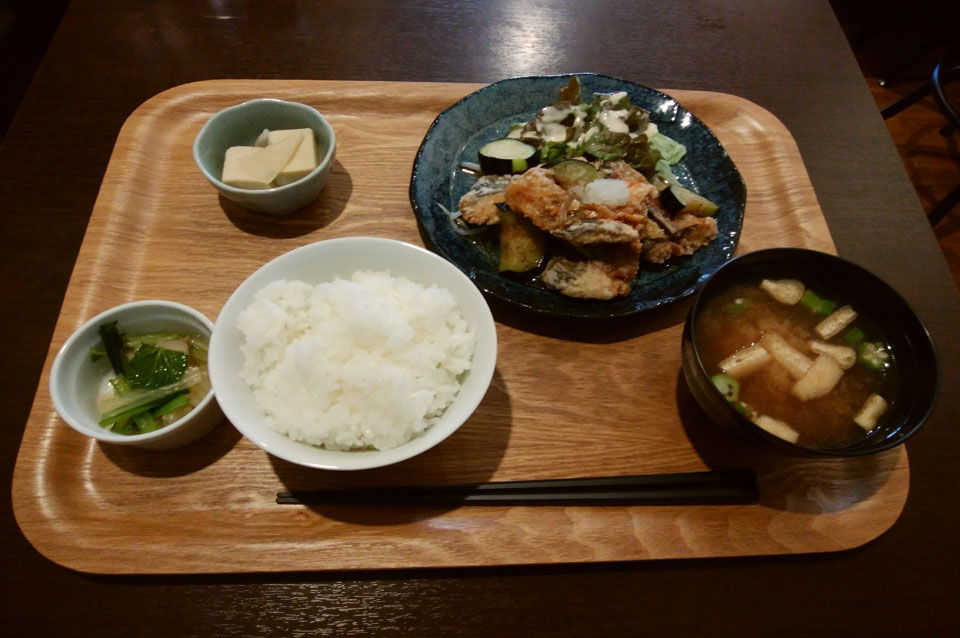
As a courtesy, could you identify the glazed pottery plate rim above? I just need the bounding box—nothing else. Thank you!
[409,72,747,319]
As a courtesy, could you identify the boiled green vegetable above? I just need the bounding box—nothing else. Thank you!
[91,322,208,435]
[858,341,890,371]
[711,373,740,402]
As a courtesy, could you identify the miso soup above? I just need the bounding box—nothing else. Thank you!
[695,278,897,448]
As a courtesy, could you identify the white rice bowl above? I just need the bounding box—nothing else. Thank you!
[208,237,497,470]
[236,273,476,451]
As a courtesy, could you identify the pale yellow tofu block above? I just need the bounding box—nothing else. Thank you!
[791,354,844,401]
[760,333,813,379]
[719,343,772,378]
[221,133,302,190]
[268,128,319,186]
[759,278,805,305]
[221,146,264,189]
[853,394,888,431]
[753,414,800,444]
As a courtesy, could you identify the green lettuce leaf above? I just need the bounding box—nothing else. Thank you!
[625,107,650,133]
[624,136,662,175]
[581,129,631,161]
[653,158,681,187]
[539,141,572,164]
[648,132,687,164]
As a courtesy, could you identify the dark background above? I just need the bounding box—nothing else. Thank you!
[2,1,958,636]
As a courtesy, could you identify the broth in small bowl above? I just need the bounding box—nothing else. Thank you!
[682,248,939,456]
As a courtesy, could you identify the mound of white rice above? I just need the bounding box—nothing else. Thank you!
[236,271,476,451]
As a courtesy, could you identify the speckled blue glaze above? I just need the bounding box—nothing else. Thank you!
[409,73,746,319]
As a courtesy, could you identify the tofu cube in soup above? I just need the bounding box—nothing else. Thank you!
[718,343,772,378]
[791,354,845,401]
[854,394,889,431]
[815,305,858,340]
[760,333,813,379]
[759,279,805,305]
[753,414,800,443]
[808,341,857,369]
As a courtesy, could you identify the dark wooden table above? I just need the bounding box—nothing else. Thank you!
[3,1,958,634]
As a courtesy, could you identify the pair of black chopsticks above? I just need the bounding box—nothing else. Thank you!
[276,469,758,506]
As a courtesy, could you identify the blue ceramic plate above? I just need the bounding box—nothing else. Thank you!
[409,73,746,319]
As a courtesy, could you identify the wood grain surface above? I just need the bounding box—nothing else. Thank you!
[11,80,908,574]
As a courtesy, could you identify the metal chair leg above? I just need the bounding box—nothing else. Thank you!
[928,182,960,226]
[880,82,931,119]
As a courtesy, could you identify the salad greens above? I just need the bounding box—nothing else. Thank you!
[506,76,687,177]
[93,322,209,435]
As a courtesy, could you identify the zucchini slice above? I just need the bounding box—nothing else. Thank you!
[551,159,601,190]
[659,184,719,217]
[479,139,540,175]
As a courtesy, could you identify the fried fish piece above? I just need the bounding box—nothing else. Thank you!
[504,167,576,231]
[642,213,718,263]
[550,218,640,245]
[541,259,630,299]
[541,243,641,299]
[602,160,644,184]
[458,175,512,225]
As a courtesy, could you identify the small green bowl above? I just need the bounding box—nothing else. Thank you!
[193,98,336,215]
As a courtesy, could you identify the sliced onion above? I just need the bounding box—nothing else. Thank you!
[437,202,489,236]
[459,161,482,176]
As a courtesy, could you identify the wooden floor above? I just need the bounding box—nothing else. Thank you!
[866,78,960,290]
[833,0,960,290]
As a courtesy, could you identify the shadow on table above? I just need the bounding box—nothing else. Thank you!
[676,371,901,514]
[486,294,692,344]
[268,368,513,525]
[219,159,352,238]
[99,418,241,478]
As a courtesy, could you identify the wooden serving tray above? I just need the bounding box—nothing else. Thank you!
[12,80,908,574]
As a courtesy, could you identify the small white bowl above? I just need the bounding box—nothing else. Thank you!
[193,98,337,215]
[50,300,222,450]
[208,237,498,471]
